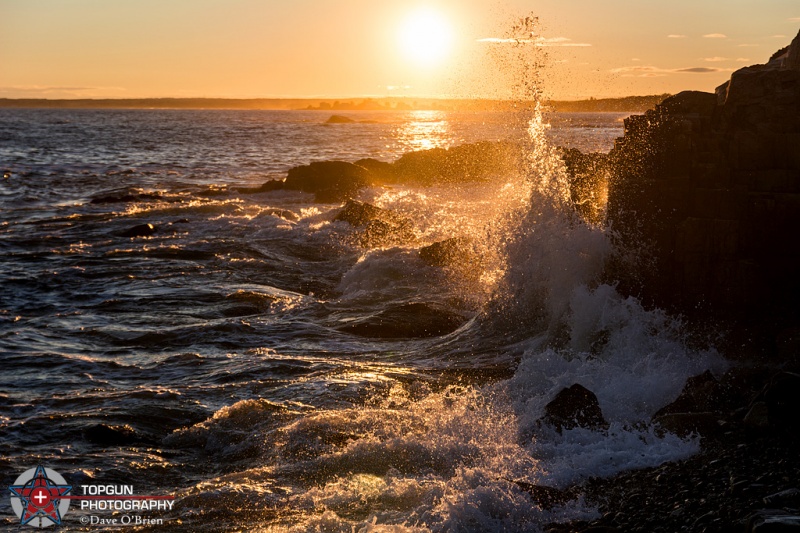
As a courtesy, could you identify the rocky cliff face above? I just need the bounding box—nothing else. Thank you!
[605,30,800,324]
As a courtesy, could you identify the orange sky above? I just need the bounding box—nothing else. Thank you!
[1,0,798,100]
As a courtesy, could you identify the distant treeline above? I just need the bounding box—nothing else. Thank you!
[0,95,670,113]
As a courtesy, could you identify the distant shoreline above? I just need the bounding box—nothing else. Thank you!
[0,95,669,113]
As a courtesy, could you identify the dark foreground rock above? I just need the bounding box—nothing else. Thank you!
[604,30,800,326]
[539,383,608,432]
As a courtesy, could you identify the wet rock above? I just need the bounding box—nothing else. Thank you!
[605,32,800,323]
[653,412,722,437]
[236,179,285,194]
[284,161,376,202]
[338,302,466,339]
[746,509,800,532]
[90,190,162,204]
[392,141,522,185]
[419,237,476,268]
[325,114,355,124]
[764,488,800,508]
[744,401,771,429]
[334,200,414,246]
[354,158,396,182]
[119,223,156,237]
[559,147,609,225]
[654,370,725,417]
[763,372,800,430]
[540,383,608,432]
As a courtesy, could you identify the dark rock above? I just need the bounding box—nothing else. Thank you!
[392,141,521,185]
[605,31,800,324]
[338,302,466,339]
[354,158,396,181]
[119,223,156,237]
[284,161,376,202]
[763,372,800,430]
[746,509,800,532]
[744,401,771,429]
[419,237,475,267]
[764,488,800,508]
[325,114,355,124]
[653,412,722,437]
[236,179,285,194]
[540,384,608,432]
[334,200,415,247]
[654,370,724,417]
[91,190,162,204]
[559,147,609,225]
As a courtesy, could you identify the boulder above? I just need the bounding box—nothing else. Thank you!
[338,302,465,339]
[284,161,376,202]
[539,384,608,432]
[334,200,415,247]
[419,237,476,267]
[653,370,725,418]
[652,412,722,437]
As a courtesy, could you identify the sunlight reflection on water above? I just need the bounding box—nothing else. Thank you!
[394,110,451,151]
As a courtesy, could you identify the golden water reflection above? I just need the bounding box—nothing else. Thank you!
[393,110,451,151]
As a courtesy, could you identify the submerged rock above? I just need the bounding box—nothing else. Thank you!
[119,223,156,237]
[539,383,608,432]
[84,424,150,447]
[654,370,725,417]
[236,179,285,194]
[338,302,465,339]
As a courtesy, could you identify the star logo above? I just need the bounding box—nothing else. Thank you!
[8,466,72,528]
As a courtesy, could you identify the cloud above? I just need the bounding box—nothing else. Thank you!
[667,34,688,39]
[610,65,732,77]
[702,57,729,62]
[738,44,760,47]
[676,67,726,73]
[789,17,800,22]
[736,58,751,62]
[703,33,727,39]
[771,34,787,38]
[476,36,591,47]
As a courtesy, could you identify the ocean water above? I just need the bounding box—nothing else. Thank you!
[0,108,725,531]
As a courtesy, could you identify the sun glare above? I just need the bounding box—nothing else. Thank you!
[398,8,454,68]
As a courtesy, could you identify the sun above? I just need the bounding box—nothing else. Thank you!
[398,8,454,68]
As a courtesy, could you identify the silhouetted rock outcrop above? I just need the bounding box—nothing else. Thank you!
[251,141,523,203]
[605,30,800,326]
